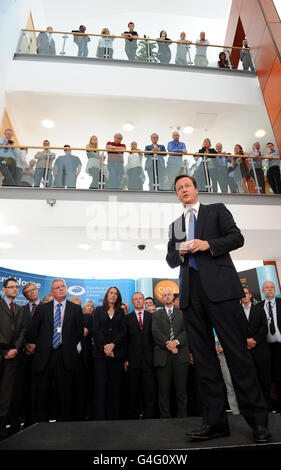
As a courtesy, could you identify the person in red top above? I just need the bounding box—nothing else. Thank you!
[106,133,126,189]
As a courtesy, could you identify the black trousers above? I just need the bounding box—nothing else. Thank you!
[127,365,157,419]
[182,269,268,430]
[32,347,73,422]
[267,166,281,194]
[93,357,123,420]
[269,342,281,411]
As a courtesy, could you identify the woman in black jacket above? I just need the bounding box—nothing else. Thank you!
[92,286,126,420]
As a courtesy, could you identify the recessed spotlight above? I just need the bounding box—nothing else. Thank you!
[123,122,135,131]
[77,243,92,250]
[41,119,55,129]
[255,129,266,138]
[0,242,12,249]
[183,126,194,134]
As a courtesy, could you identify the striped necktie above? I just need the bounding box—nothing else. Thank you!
[268,301,276,335]
[167,308,175,340]
[52,303,62,349]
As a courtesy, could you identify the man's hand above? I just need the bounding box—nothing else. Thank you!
[166,340,178,351]
[216,345,223,354]
[179,241,191,256]
[124,361,129,372]
[25,343,36,355]
[104,343,115,356]
[83,327,88,337]
[4,348,18,359]
[189,239,210,253]
[247,338,257,349]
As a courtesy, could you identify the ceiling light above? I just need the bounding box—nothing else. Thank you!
[183,126,194,134]
[41,119,55,129]
[0,242,12,249]
[123,122,135,131]
[77,243,92,250]
[255,129,266,138]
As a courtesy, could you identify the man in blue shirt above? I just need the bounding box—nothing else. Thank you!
[167,131,187,190]
[0,129,19,186]
[144,133,167,190]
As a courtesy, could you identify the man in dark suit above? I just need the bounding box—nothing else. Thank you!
[166,174,270,443]
[152,288,189,418]
[125,292,156,419]
[262,281,281,412]
[8,282,41,431]
[27,278,84,422]
[0,278,25,439]
[241,286,271,410]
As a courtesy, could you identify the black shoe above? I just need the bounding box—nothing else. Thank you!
[185,424,230,440]
[253,425,271,443]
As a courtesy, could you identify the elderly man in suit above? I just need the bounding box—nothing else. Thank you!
[262,281,281,412]
[0,278,25,439]
[8,282,41,430]
[144,133,167,191]
[27,278,84,422]
[152,288,189,418]
[166,174,270,443]
[37,26,56,55]
[125,292,156,419]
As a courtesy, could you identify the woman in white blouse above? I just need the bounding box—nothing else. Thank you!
[96,28,114,59]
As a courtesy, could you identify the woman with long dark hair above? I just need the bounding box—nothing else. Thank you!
[92,286,127,420]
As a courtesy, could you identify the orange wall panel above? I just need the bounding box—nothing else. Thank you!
[254,25,277,90]
[272,110,281,151]
[269,23,281,54]
[259,0,280,22]
[263,55,281,124]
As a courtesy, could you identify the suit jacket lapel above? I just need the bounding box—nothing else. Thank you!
[48,301,55,327]
[196,203,207,240]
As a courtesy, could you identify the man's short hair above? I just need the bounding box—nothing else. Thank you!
[3,277,18,288]
[50,278,66,290]
[22,282,38,297]
[174,174,197,191]
[145,296,156,304]
[128,21,134,26]
[266,142,274,146]
[132,291,144,301]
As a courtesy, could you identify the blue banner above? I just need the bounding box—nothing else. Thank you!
[0,267,135,308]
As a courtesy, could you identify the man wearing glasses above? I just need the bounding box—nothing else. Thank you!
[0,278,25,439]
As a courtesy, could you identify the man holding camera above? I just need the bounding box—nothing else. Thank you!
[0,128,19,186]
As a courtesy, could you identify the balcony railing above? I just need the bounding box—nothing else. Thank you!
[0,144,279,195]
[15,28,256,71]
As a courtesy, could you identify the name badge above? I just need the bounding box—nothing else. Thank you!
[57,327,62,334]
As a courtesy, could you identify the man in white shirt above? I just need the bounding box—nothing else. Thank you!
[194,31,209,67]
[152,289,189,418]
[262,281,281,411]
[167,173,270,443]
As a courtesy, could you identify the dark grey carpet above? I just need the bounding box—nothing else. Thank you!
[0,414,280,451]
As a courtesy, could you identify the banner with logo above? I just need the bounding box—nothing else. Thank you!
[0,267,135,308]
[137,265,280,307]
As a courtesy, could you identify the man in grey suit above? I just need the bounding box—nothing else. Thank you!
[152,288,189,418]
[37,26,56,55]
[0,278,25,439]
[144,133,167,191]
